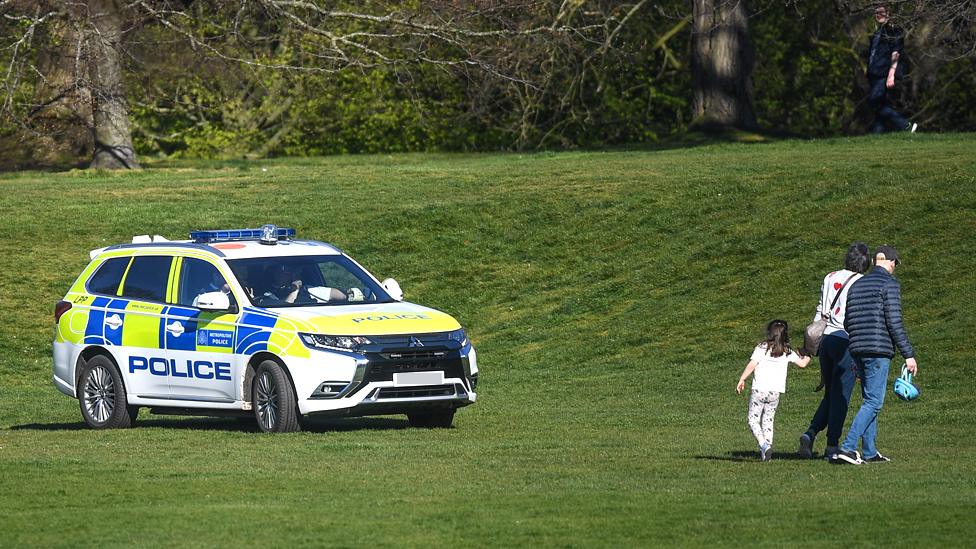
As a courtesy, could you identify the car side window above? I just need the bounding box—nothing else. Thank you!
[120,256,172,303]
[178,258,236,308]
[87,257,131,296]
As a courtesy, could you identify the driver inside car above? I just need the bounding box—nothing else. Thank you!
[267,264,305,304]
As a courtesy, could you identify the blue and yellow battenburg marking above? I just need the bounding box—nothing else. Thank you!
[61,300,296,355]
[62,298,458,351]
[236,307,279,354]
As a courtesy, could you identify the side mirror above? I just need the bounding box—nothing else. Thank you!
[381,278,403,301]
[195,291,232,311]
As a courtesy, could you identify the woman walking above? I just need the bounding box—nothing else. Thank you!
[798,242,871,458]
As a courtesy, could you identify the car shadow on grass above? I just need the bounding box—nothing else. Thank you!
[299,416,412,433]
[695,450,822,462]
[138,416,413,433]
[9,416,412,433]
[9,421,91,431]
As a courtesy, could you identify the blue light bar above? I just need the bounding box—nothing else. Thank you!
[190,226,296,243]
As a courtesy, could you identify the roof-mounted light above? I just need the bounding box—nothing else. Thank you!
[190,225,296,244]
[260,223,279,245]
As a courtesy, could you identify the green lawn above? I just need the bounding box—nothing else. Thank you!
[1,134,975,547]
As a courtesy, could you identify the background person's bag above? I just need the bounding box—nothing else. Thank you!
[804,273,857,356]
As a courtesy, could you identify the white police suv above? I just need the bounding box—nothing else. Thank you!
[52,225,478,432]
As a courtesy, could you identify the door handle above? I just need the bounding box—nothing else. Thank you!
[165,321,184,337]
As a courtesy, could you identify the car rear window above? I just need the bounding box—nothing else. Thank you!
[87,257,130,296]
[121,256,172,303]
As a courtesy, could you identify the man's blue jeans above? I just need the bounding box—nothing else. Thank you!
[868,78,909,133]
[842,356,890,459]
[806,334,856,447]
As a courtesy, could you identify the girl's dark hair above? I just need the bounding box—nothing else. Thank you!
[763,319,792,358]
[845,242,871,273]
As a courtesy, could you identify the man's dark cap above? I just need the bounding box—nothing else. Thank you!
[876,244,901,265]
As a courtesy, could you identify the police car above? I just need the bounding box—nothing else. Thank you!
[52,225,478,432]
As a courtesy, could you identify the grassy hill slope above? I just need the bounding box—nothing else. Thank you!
[1,134,974,547]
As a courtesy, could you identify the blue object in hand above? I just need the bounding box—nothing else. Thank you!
[893,365,920,401]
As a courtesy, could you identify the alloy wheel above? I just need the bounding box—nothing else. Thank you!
[255,371,279,431]
[83,365,116,424]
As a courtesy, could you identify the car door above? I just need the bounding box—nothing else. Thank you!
[115,254,176,400]
[74,256,129,387]
[164,256,241,403]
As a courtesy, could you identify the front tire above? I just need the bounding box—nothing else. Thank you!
[78,355,137,429]
[253,360,301,433]
[407,408,455,428]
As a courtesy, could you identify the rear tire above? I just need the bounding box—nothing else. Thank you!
[407,408,455,428]
[252,360,301,433]
[78,355,136,429]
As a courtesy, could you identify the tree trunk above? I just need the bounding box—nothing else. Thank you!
[690,0,758,131]
[87,0,139,169]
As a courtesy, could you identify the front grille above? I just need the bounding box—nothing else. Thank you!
[376,385,458,399]
[368,333,451,346]
[364,349,463,382]
[379,350,447,360]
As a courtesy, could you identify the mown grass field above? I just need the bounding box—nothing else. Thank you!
[1,134,974,547]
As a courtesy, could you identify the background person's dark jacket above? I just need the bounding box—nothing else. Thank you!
[845,266,915,358]
[866,24,905,79]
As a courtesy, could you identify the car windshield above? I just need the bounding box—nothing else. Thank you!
[227,255,393,308]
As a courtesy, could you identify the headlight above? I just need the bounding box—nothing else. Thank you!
[299,333,372,352]
[448,328,468,346]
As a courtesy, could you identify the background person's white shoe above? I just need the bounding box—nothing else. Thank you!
[910,122,919,133]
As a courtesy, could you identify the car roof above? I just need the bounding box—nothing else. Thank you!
[205,239,342,259]
[92,239,341,261]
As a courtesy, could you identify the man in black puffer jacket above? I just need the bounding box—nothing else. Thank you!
[834,245,919,465]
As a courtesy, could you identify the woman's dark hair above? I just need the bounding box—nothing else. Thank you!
[763,320,792,358]
[845,242,871,273]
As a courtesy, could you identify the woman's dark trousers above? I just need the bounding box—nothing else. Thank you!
[805,333,857,447]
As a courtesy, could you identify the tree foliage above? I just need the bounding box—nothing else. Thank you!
[1,0,974,168]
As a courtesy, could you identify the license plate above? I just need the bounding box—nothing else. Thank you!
[393,371,444,386]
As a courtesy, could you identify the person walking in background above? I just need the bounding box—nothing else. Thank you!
[737,320,811,461]
[834,245,919,464]
[866,4,917,134]
[798,243,871,459]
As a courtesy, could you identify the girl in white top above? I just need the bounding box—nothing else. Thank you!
[736,320,811,461]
